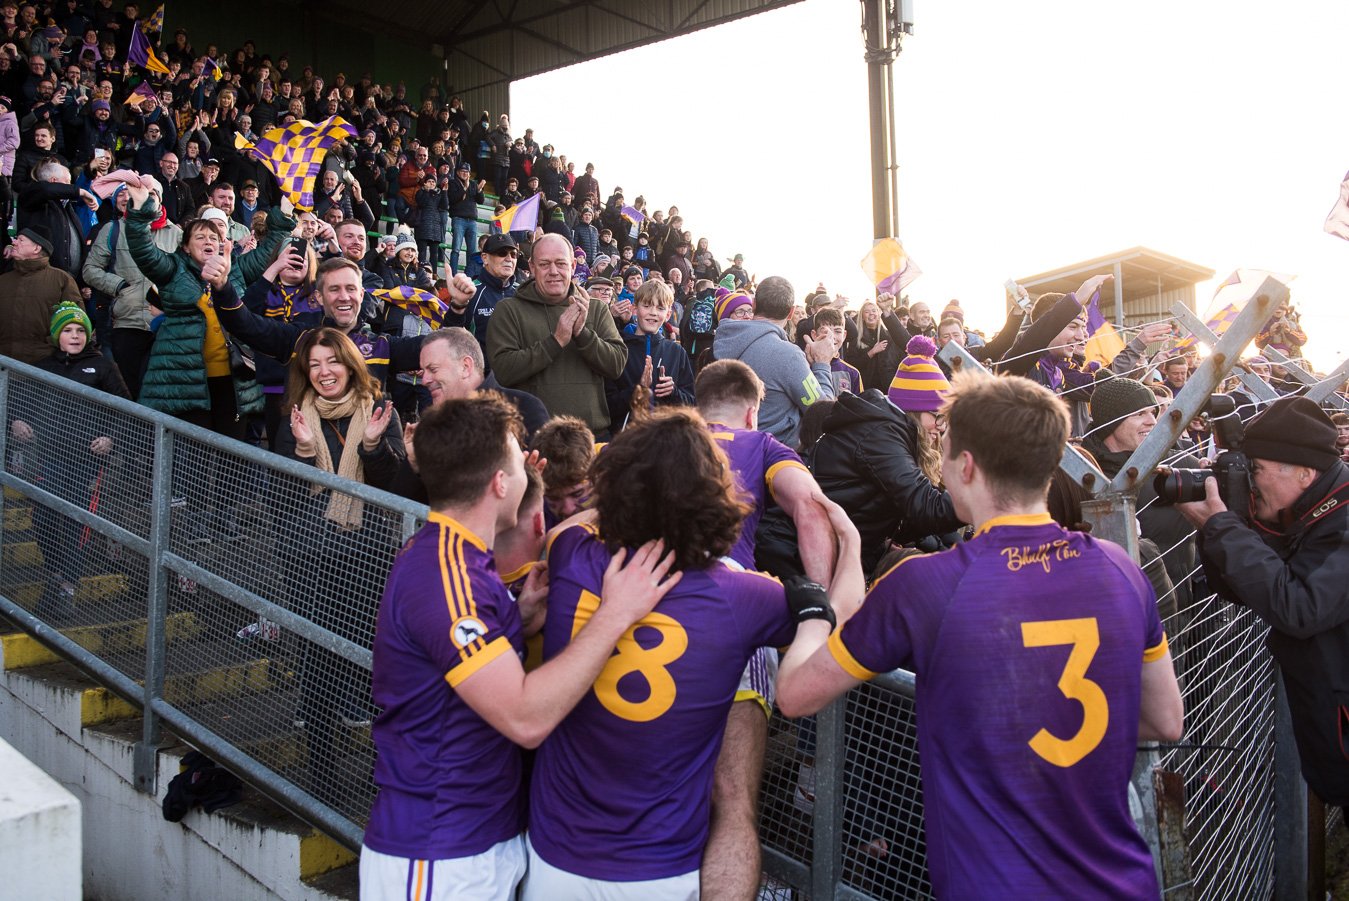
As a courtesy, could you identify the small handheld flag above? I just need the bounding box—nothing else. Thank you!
[860,237,921,294]
[373,286,449,328]
[1173,269,1295,352]
[620,205,644,224]
[125,82,158,106]
[1082,289,1126,367]
[128,25,169,76]
[144,3,165,34]
[492,192,541,234]
[235,116,357,211]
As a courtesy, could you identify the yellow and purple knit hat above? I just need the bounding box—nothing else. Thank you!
[715,289,753,322]
[887,335,951,413]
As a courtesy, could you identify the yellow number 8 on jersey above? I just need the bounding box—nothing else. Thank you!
[1020,617,1109,767]
[572,590,689,723]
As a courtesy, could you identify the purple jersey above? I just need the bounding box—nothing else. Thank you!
[529,524,795,880]
[708,423,807,570]
[364,512,526,860]
[829,513,1167,899]
[829,357,862,394]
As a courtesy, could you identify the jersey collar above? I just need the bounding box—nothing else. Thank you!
[428,511,488,552]
[973,511,1055,537]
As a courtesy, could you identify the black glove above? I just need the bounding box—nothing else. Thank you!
[784,575,835,628]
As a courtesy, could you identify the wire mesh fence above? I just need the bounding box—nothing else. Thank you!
[0,353,1341,893]
[0,357,424,849]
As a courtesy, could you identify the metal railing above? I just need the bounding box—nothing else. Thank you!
[0,356,426,850]
[0,323,1342,899]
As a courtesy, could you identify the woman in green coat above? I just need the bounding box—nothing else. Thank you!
[120,180,296,543]
[121,180,295,438]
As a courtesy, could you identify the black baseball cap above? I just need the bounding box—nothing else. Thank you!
[483,233,518,255]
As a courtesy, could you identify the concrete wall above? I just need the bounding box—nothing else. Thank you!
[0,735,82,900]
[0,671,340,901]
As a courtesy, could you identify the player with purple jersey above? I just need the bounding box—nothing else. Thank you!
[695,359,842,900]
[522,408,847,899]
[361,394,679,901]
[778,374,1184,900]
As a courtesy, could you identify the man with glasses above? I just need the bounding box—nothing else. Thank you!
[446,232,521,362]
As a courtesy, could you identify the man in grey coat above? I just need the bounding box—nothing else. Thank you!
[712,276,835,448]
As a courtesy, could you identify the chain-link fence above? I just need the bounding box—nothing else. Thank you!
[0,349,1340,893]
[0,357,424,849]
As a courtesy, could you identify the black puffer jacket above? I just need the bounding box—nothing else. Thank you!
[1196,460,1349,806]
[811,389,962,574]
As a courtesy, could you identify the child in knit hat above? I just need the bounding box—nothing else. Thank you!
[11,303,130,607]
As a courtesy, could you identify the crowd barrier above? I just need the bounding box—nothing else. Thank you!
[0,354,1338,898]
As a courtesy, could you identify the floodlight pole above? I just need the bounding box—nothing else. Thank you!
[861,0,908,240]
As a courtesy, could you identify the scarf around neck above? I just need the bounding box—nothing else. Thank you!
[300,391,372,530]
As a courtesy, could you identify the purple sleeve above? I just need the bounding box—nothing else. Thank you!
[828,555,945,678]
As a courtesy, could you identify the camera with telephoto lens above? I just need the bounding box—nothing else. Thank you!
[1153,394,1251,509]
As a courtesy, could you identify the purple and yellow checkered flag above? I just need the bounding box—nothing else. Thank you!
[235,116,357,211]
[373,286,449,328]
[144,3,165,33]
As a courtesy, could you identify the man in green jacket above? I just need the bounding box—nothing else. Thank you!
[488,234,627,435]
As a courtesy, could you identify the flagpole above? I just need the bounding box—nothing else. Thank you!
[861,0,909,240]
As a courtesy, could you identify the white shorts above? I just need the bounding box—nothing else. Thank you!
[359,835,526,901]
[520,834,699,901]
[735,646,779,718]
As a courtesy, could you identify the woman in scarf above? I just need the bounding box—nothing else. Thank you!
[274,327,405,803]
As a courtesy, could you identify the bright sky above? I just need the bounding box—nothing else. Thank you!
[513,0,1349,370]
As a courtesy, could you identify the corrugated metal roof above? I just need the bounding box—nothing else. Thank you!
[313,0,803,96]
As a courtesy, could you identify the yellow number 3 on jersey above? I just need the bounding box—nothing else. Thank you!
[572,590,689,723]
[1020,617,1109,767]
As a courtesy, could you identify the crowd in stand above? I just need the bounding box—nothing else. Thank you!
[1,6,1347,900]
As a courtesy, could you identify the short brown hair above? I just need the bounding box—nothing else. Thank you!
[284,327,382,410]
[695,359,763,415]
[591,408,750,571]
[812,308,843,330]
[415,392,525,508]
[942,374,1071,507]
[316,256,361,290]
[529,416,595,493]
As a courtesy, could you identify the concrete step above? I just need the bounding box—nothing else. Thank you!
[3,539,42,567]
[1,657,358,899]
[4,505,31,532]
[1,610,200,671]
[0,571,130,608]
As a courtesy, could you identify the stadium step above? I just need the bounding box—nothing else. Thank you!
[0,648,359,898]
[0,609,200,671]
[4,504,32,532]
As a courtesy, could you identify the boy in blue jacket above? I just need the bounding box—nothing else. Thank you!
[606,280,695,431]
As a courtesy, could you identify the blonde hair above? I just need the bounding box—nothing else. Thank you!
[634,279,673,310]
[906,412,944,486]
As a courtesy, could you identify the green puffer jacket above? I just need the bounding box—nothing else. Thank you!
[125,199,295,416]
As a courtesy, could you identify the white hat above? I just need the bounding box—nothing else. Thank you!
[394,235,418,253]
[199,207,228,224]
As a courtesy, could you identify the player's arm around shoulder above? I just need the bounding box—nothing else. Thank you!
[454,538,681,748]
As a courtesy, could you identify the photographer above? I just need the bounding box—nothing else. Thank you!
[1176,396,1349,814]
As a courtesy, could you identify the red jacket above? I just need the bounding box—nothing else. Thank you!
[398,161,435,206]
